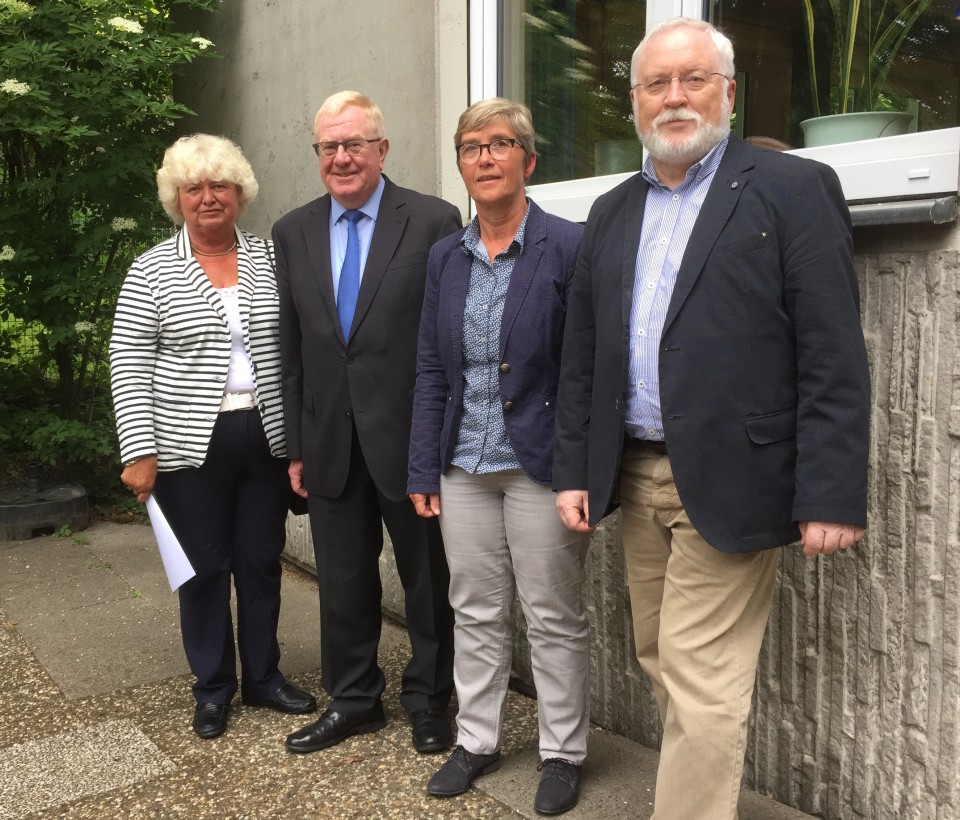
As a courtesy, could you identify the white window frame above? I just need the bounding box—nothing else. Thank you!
[469,0,960,224]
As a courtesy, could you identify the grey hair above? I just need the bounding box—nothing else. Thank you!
[631,18,736,84]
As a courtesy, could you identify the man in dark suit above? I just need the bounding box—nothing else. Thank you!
[273,91,460,755]
[553,19,870,819]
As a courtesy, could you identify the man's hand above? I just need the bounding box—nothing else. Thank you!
[288,459,308,498]
[799,520,865,557]
[556,489,595,533]
[409,493,440,518]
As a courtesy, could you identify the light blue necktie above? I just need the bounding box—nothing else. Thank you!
[337,210,363,340]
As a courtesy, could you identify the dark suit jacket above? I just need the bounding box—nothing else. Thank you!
[553,136,870,553]
[273,176,462,502]
[408,201,583,494]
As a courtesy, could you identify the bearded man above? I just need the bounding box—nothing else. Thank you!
[553,18,870,820]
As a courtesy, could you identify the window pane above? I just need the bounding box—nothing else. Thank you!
[711,0,960,147]
[502,0,646,184]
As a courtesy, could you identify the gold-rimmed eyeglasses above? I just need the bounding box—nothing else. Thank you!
[631,73,730,96]
[312,137,383,158]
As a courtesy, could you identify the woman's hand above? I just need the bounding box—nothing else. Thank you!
[121,456,158,503]
[409,493,441,518]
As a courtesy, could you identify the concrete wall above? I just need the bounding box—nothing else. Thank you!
[173,3,960,817]
[174,0,470,236]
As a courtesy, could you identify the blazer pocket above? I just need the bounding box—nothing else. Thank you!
[388,251,428,270]
[745,407,797,445]
[714,231,776,256]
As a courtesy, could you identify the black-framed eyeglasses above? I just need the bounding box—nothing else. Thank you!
[312,137,383,158]
[631,73,730,96]
[456,138,521,164]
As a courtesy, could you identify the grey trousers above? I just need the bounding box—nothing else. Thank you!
[438,468,590,762]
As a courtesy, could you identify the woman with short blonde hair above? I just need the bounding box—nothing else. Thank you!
[110,134,316,739]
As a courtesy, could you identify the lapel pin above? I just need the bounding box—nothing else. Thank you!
[730,181,740,189]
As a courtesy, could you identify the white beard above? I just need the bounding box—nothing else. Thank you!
[638,103,731,166]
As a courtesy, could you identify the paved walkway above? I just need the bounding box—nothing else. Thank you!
[0,521,814,819]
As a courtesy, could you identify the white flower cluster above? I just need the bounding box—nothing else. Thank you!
[108,16,143,34]
[191,37,214,50]
[111,217,138,232]
[1,78,30,96]
[74,321,95,333]
[0,245,15,262]
[0,0,33,16]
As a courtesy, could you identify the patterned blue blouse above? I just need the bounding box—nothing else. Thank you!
[450,206,530,474]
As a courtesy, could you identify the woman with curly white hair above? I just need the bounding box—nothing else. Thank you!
[110,134,316,739]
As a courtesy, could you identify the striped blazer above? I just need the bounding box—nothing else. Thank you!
[110,227,287,471]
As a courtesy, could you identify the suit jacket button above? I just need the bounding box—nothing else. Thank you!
[499,363,510,373]
[502,400,514,411]
[344,355,354,364]
[345,411,352,417]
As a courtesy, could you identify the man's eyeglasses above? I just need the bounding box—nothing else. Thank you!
[632,73,729,96]
[312,137,383,158]
[456,138,521,164]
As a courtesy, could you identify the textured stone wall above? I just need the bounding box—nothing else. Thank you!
[743,247,960,819]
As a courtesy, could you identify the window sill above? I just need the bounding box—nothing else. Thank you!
[849,196,957,227]
[527,128,960,225]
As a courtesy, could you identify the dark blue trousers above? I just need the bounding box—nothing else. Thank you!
[153,409,289,704]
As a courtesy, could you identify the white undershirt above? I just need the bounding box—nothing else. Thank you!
[217,286,256,392]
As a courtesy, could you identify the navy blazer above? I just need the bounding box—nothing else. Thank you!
[408,200,583,494]
[554,137,870,552]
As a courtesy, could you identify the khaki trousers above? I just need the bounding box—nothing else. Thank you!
[619,440,780,820]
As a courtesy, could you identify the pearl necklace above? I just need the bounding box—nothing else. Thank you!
[193,241,237,257]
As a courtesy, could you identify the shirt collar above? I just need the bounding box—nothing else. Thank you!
[460,200,531,258]
[641,135,730,189]
[331,174,386,224]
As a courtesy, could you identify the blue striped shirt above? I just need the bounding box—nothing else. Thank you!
[625,138,728,440]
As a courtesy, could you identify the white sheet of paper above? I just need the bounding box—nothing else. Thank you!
[146,495,196,592]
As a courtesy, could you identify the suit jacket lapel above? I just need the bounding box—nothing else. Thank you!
[176,228,227,323]
[235,230,255,331]
[352,178,404,338]
[499,202,544,356]
[621,177,648,333]
[663,140,751,332]
[444,237,472,361]
[300,196,341,337]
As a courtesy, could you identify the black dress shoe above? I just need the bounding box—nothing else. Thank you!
[285,703,386,753]
[534,758,581,815]
[242,682,317,714]
[409,707,453,754]
[193,702,229,739]
[427,745,501,797]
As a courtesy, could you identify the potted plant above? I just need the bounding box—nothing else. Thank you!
[799,0,933,146]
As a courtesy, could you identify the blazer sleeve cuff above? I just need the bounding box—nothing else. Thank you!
[792,503,867,529]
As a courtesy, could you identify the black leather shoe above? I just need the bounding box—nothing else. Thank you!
[534,758,582,815]
[285,703,386,753]
[427,745,502,797]
[242,683,317,714]
[410,707,453,754]
[193,702,229,739]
